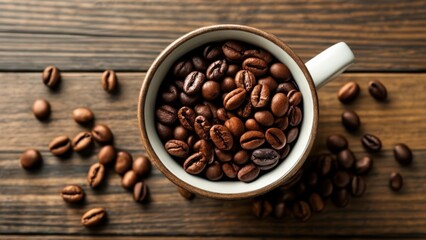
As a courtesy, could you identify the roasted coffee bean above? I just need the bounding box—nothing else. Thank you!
[351,176,366,197]
[237,100,252,119]
[72,107,94,124]
[270,63,291,81]
[115,151,133,175]
[209,124,234,150]
[133,181,149,202]
[242,57,268,77]
[206,59,228,80]
[165,140,189,158]
[49,136,72,156]
[177,187,195,200]
[274,116,289,130]
[133,155,151,177]
[200,140,214,164]
[222,162,240,178]
[173,126,190,141]
[276,82,296,94]
[224,117,245,137]
[191,55,207,71]
[20,149,42,170]
[309,193,325,212]
[258,158,280,171]
[98,145,116,165]
[175,79,184,90]
[252,198,272,219]
[238,163,260,182]
[202,80,221,100]
[194,116,211,140]
[81,208,106,227]
[221,77,237,92]
[393,143,413,165]
[205,161,223,181]
[288,106,302,127]
[361,133,382,152]
[101,70,118,92]
[243,48,273,64]
[265,128,286,150]
[92,124,114,144]
[333,171,351,188]
[251,148,279,166]
[274,202,286,219]
[187,135,198,149]
[216,108,230,122]
[326,134,348,153]
[287,90,302,106]
[251,84,270,108]
[292,201,311,221]
[270,93,289,117]
[183,152,207,174]
[341,110,360,131]
[389,172,403,192]
[305,172,318,187]
[122,170,139,190]
[258,76,278,92]
[233,150,249,165]
[355,155,373,174]
[337,149,355,169]
[333,188,350,208]
[240,131,265,150]
[280,144,291,159]
[223,87,246,110]
[316,154,335,176]
[319,178,334,197]
[173,59,193,78]
[194,104,213,119]
[368,80,387,101]
[235,70,256,92]
[32,99,51,120]
[295,181,307,196]
[226,64,240,77]
[245,118,262,131]
[286,127,299,144]
[178,106,196,130]
[61,185,84,203]
[72,132,93,152]
[183,71,205,95]
[222,41,245,62]
[338,81,360,103]
[42,65,61,88]
[254,110,274,127]
[179,92,200,106]
[193,140,202,152]
[214,147,232,162]
[203,44,222,61]
[161,84,179,103]
[156,122,173,140]
[87,163,105,188]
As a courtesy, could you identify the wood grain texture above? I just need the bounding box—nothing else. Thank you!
[0,72,425,238]
[0,0,425,71]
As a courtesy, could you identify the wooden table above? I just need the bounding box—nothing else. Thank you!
[1,1,425,239]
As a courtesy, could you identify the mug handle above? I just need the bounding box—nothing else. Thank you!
[305,42,355,89]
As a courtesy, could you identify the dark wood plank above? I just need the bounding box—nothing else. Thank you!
[0,0,425,71]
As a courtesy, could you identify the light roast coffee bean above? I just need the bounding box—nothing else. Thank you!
[133,155,151,177]
[270,93,289,117]
[101,70,118,92]
[73,107,94,124]
[81,208,106,227]
[61,185,84,203]
[258,76,278,92]
[42,65,60,88]
[337,81,359,103]
[224,117,244,137]
[87,163,105,188]
[20,149,42,170]
[254,110,274,127]
[49,136,72,156]
[32,99,51,120]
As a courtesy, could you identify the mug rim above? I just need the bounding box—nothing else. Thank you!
[137,24,319,200]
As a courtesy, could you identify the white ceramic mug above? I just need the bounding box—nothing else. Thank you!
[138,25,354,199]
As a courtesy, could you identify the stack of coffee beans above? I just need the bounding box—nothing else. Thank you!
[156,40,303,182]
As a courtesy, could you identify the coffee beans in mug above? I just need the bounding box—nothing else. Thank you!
[389,172,403,192]
[92,124,114,144]
[361,133,382,152]
[87,163,105,188]
[32,99,51,120]
[72,107,94,124]
[101,70,118,93]
[20,149,42,170]
[337,81,359,103]
[393,143,412,166]
[49,135,72,156]
[42,65,61,88]
[368,80,387,101]
[81,207,106,227]
[61,185,85,203]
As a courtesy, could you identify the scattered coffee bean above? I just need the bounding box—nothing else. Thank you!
[368,80,387,101]
[61,185,84,203]
[333,171,351,188]
[92,124,114,144]
[337,81,359,103]
[274,202,286,219]
[308,193,325,212]
[337,149,355,169]
[133,155,151,177]
[133,181,149,202]
[252,198,272,219]
[48,135,72,156]
[20,149,42,170]
[341,110,360,131]
[393,143,412,165]
[326,134,348,153]
[32,99,51,120]
[72,107,94,124]
[333,188,350,208]
[97,145,116,165]
[87,163,105,188]
[351,176,366,197]
[316,154,335,177]
[389,172,403,192]
[361,133,382,152]
[319,178,334,197]
[355,156,373,174]
[42,65,60,88]
[81,207,106,227]
[72,131,93,152]
[101,70,118,92]
[292,201,311,221]
[177,187,195,200]
[115,151,133,175]
[122,170,139,190]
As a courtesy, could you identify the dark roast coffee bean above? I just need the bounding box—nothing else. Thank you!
[202,80,221,100]
[337,149,355,169]
[333,171,351,188]
[295,182,307,196]
[178,106,196,130]
[72,132,93,152]
[393,143,413,165]
[326,134,348,153]
[61,185,84,203]
[252,198,272,219]
[179,92,201,106]
[165,140,189,158]
[243,57,268,77]
[32,99,51,120]
[175,79,184,90]
[87,163,105,188]
[251,148,279,166]
[238,163,260,182]
[277,189,296,202]
[361,133,382,152]
[245,119,262,131]
[206,59,228,80]
[389,172,403,192]
[222,162,240,178]
[122,170,139,190]
[316,154,335,176]
[81,208,106,227]
[203,44,222,61]
[286,127,299,144]
[183,152,207,175]
[205,161,223,181]
[319,178,334,197]
[133,181,149,202]
[20,149,42,170]
[222,41,245,61]
[288,106,302,127]
[276,82,296,94]
[251,84,270,108]
[233,150,249,165]
[224,117,245,137]
[338,81,360,103]
[92,124,114,144]
[258,158,280,171]
[355,155,373,174]
[258,76,278,92]
[72,107,94,124]
[173,59,193,78]
[305,172,318,187]
[115,151,133,175]
[200,140,214,164]
[368,80,387,101]
[97,145,116,165]
[333,188,350,208]
[237,100,252,119]
[191,55,207,71]
[240,131,265,150]
[161,84,179,103]
[292,201,311,221]
[177,187,195,200]
[274,116,289,130]
[42,65,60,88]
[243,48,273,64]
[351,176,366,197]
[254,110,274,127]
[187,135,198,149]
[49,136,72,156]
[101,70,118,92]
[271,93,289,117]
[341,110,360,131]
[287,90,302,106]
[221,77,237,92]
[280,144,291,159]
[226,64,240,77]
[265,128,286,150]
[156,122,173,140]
[235,70,256,92]
[194,104,213,119]
[274,202,286,219]
[270,63,291,81]
[183,71,205,95]
[173,125,190,141]
[194,116,212,140]
[223,87,246,110]
[132,155,151,177]
[308,193,325,212]
[209,125,234,150]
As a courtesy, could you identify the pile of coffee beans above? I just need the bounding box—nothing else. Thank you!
[155,40,303,182]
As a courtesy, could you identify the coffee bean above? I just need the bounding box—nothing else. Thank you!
[361,133,382,152]
[308,193,325,212]
[287,90,303,106]
[286,127,299,144]
[98,145,116,165]
[258,76,278,92]
[288,106,302,127]
[209,125,233,150]
[156,105,177,126]
[122,170,139,190]
[203,44,223,61]
[389,172,403,192]
[221,77,237,92]
[173,125,190,141]
[202,80,221,100]
[243,48,273,64]
[183,71,205,95]
[270,93,289,117]
[355,155,373,174]
[177,187,195,200]
[156,122,173,140]
[237,100,252,119]
[191,55,207,71]
[20,149,42,170]
[233,150,249,165]
[32,99,51,120]
[101,70,118,92]
[265,128,286,150]
[42,65,60,88]
[305,172,318,187]
[276,82,296,94]
[178,106,196,130]
[175,79,184,91]
[173,59,193,78]
[237,163,260,182]
[194,104,213,119]
[133,181,149,202]
[333,188,350,208]
[81,207,106,227]
[270,63,291,81]
[245,119,262,131]
[216,108,230,122]
[274,116,289,130]
[326,134,348,153]
[206,59,228,80]
[242,57,268,77]
[92,124,114,144]
[316,154,335,176]
[280,144,291,160]
[254,110,274,127]
[223,87,246,110]
[337,81,360,103]
[165,140,189,158]
[133,155,151,177]
[240,131,265,150]
[194,116,211,140]
[351,176,366,197]
[224,117,245,137]
[183,152,207,174]
[200,140,214,164]
[295,182,307,196]
[368,80,387,101]
[252,198,272,219]
[222,41,245,62]
[258,158,280,171]
[319,178,334,197]
[214,147,229,162]
[72,131,93,152]
[251,84,270,108]
[251,148,279,167]
[161,84,179,103]
[341,110,360,131]
[72,107,94,124]
[179,92,200,106]
[61,185,84,203]
[226,64,240,77]
[205,161,223,181]
[393,143,412,165]
[337,149,355,169]
[87,163,105,188]
[292,201,311,221]
[333,171,351,188]
[115,151,133,175]
[274,202,286,218]
[222,162,240,178]
[235,70,256,92]
[48,135,72,156]
[187,135,198,149]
